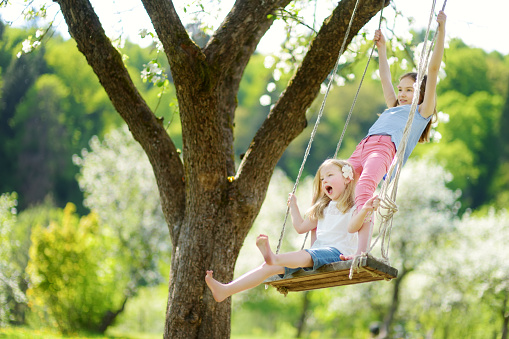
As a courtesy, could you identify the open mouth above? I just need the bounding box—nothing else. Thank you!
[325,185,333,195]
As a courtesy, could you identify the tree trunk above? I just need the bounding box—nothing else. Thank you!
[381,267,410,338]
[296,291,311,338]
[98,297,128,333]
[502,290,508,339]
[53,0,388,337]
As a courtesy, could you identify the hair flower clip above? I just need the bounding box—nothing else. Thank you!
[342,164,354,180]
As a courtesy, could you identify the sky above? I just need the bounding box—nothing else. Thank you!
[1,0,508,55]
[390,0,508,55]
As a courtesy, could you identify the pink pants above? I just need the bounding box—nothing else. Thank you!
[348,135,396,211]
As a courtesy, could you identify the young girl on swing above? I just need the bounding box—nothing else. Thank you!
[341,11,447,260]
[205,159,379,302]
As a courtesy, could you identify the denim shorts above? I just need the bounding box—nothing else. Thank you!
[281,247,342,279]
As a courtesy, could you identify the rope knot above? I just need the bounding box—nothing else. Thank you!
[349,252,368,280]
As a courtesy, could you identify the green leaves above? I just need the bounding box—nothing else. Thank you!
[0,192,24,327]
[26,203,128,334]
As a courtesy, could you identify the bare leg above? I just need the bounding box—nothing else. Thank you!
[256,234,314,268]
[205,264,284,302]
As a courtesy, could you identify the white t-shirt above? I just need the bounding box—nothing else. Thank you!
[311,202,358,256]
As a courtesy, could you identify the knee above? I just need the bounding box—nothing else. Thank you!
[355,184,377,207]
[260,262,284,275]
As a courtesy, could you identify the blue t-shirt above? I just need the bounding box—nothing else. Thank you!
[367,105,432,166]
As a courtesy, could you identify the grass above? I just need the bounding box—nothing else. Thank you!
[0,327,278,339]
[0,327,160,339]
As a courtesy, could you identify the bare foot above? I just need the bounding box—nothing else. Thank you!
[205,270,229,302]
[256,234,276,265]
[340,254,356,261]
[340,254,350,261]
[340,252,362,261]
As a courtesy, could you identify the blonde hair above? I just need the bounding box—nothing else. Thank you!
[395,72,437,143]
[306,159,356,221]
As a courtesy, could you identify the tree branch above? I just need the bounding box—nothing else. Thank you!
[204,0,290,77]
[207,0,292,176]
[141,1,226,196]
[140,0,207,88]
[54,0,185,240]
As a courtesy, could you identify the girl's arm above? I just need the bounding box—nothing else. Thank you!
[348,195,380,233]
[310,228,317,246]
[288,194,318,234]
[420,11,447,118]
[375,29,397,107]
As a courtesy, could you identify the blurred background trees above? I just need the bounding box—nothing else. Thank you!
[0,2,508,337]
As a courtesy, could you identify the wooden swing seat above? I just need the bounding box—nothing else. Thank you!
[264,256,398,295]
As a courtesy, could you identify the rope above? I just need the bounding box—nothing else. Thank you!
[348,253,393,280]
[276,0,364,254]
[334,0,386,158]
[296,0,386,252]
[275,0,447,281]
[350,0,448,276]
[373,0,446,257]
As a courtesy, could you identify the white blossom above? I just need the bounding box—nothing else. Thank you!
[266,82,276,93]
[75,126,169,286]
[400,58,408,70]
[264,55,275,69]
[154,38,164,53]
[437,111,449,123]
[272,68,282,81]
[21,39,32,53]
[320,83,328,95]
[388,56,399,66]
[430,130,442,142]
[140,69,149,80]
[148,62,162,75]
[138,28,149,38]
[371,69,380,80]
[259,94,271,106]
[334,75,345,87]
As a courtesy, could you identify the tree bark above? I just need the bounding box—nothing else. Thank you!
[381,266,411,338]
[502,290,508,339]
[53,0,388,337]
[296,291,311,338]
[98,297,128,333]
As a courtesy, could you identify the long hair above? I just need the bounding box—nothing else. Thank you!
[394,72,437,143]
[306,159,356,221]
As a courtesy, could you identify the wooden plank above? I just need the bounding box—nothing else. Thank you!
[271,275,384,291]
[264,256,398,294]
[274,269,383,286]
[284,275,387,292]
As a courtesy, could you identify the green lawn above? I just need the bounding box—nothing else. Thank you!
[0,327,160,339]
[0,328,278,339]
